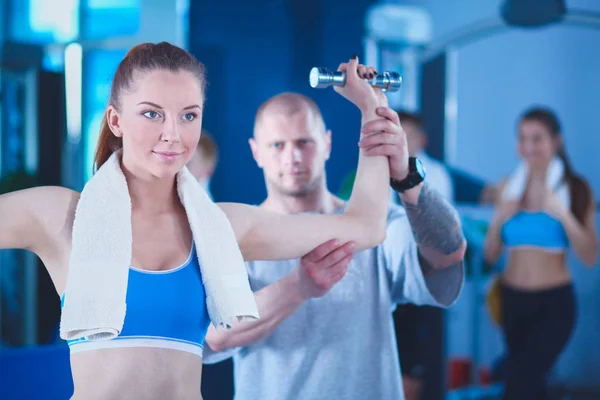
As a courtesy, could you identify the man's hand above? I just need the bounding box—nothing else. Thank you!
[358,107,410,182]
[290,239,355,300]
[205,239,355,352]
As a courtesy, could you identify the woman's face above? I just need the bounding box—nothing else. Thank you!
[517,119,559,169]
[107,69,204,179]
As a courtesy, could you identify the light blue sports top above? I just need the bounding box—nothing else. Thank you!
[501,211,569,252]
[61,246,211,357]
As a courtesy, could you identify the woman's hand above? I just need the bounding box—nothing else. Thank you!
[334,56,386,113]
[544,191,569,221]
[484,199,519,264]
[492,200,521,225]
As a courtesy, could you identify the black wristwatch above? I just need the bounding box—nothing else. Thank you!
[390,157,426,193]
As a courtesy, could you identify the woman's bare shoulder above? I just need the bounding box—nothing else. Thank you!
[13,186,79,241]
[0,185,79,256]
[25,186,80,215]
[28,185,80,199]
[2,185,79,216]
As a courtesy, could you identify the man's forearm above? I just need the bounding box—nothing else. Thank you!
[205,274,305,352]
[399,183,467,270]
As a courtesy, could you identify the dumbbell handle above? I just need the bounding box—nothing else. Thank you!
[309,67,402,92]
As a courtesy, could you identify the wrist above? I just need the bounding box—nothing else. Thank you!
[390,157,426,195]
[398,182,423,206]
[489,216,505,232]
[378,94,389,108]
[359,101,381,123]
[282,270,311,304]
[557,207,574,225]
[391,167,410,183]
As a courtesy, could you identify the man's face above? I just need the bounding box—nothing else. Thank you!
[250,110,331,197]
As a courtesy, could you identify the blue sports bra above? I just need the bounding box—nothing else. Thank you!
[501,211,569,252]
[61,246,211,357]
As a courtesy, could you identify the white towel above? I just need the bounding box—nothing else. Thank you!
[60,152,259,341]
[502,156,570,208]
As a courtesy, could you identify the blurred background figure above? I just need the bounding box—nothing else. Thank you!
[484,107,597,400]
[186,130,219,200]
[392,110,456,400]
[397,110,453,202]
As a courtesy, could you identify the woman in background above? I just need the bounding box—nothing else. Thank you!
[484,107,597,400]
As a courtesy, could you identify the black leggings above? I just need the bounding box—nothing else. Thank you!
[501,283,576,400]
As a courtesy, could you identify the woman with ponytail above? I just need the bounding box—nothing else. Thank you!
[0,42,399,399]
[484,107,598,399]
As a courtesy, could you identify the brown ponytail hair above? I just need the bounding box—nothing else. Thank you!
[93,42,207,171]
[520,107,591,224]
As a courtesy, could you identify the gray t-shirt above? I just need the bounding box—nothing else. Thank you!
[204,203,464,400]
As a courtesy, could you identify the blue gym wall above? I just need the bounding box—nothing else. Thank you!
[0,0,5,46]
[189,0,378,205]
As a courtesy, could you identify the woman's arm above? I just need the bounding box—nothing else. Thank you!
[220,58,390,262]
[0,189,39,251]
[0,186,77,259]
[483,216,505,265]
[483,180,514,265]
[220,200,384,261]
[557,192,598,267]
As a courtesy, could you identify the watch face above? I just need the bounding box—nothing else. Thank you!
[415,158,426,178]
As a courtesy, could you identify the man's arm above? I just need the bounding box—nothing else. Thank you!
[357,113,466,273]
[205,240,354,352]
[399,183,467,273]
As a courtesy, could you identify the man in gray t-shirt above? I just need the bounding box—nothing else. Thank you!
[203,92,466,400]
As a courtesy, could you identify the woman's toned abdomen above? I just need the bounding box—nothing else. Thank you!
[502,248,571,290]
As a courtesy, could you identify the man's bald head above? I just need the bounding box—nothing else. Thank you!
[249,92,332,198]
[253,92,326,139]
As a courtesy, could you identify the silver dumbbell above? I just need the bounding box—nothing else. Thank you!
[309,67,402,92]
